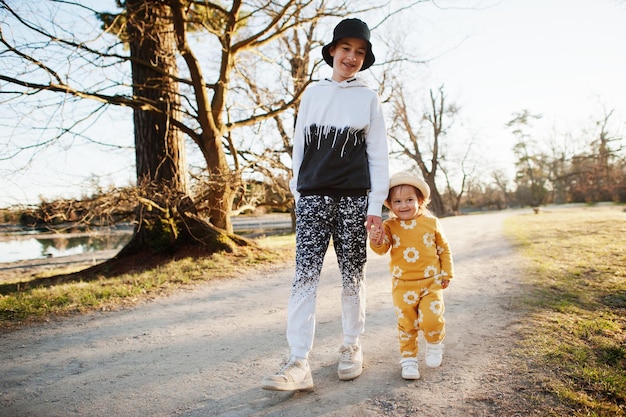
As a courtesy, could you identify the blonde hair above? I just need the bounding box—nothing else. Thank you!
[386,184,434,218]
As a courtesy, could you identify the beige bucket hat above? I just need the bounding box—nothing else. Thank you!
[387,171,431,204]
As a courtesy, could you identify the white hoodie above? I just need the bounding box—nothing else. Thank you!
[289,77,389,217]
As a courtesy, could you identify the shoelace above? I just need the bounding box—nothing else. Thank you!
[279,358,298,371]
[280,358,302,372]
[339,345,357,361]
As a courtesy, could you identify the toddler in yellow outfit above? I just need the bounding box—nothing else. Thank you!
[369,171,454,380]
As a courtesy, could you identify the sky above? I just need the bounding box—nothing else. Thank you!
[401,0,626,176]
[1,0,625,207]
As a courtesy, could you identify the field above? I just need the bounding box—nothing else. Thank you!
[503,204,626,416]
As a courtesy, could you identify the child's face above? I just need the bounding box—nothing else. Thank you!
[330,38,368,81]
[389,185,421,220]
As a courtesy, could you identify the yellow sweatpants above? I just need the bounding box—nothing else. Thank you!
[392,276,446,358]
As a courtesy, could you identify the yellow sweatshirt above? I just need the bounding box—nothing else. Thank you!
[370,215,454,281]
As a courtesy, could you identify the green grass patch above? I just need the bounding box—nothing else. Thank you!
[504,205,626,416]
[0,234,295,329]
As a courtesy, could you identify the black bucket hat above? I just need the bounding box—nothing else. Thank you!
[321,18,375,71]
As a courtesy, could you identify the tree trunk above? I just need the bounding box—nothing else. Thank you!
[117,0,251,258]
[127,0,186,192]
[168,0,236,234]
[427,179,445,216]
[201,153,236,234]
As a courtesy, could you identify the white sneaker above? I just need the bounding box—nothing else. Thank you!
[338,343,363,380]
[400,357,420,380]
[424,342,444,368]
[261,356,314,391]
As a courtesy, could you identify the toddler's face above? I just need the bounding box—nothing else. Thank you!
[389,185,421,220]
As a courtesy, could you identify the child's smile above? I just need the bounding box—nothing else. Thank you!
[330,38,368,81]
[389,186,421,220]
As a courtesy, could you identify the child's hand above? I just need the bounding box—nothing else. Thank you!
[369,224,384,246]
[441,279,450,289]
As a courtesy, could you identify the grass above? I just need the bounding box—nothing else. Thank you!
[504,204,626,417]
[0,234,295,329]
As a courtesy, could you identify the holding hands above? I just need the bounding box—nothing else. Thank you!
[365,215,384,246]
[368,223,385,246]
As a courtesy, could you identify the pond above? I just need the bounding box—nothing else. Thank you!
[0,227,133,264]
[0,214,293,264]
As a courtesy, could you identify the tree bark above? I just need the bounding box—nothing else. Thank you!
[127,0,186,192]
[117,0,251,258]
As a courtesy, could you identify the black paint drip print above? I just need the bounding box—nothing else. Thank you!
[304,125,366,157]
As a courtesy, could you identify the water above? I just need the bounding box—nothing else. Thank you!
[0,214,293,263]
[0,230,133,264]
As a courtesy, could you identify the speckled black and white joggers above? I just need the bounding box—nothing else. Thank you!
[286,195,368,359]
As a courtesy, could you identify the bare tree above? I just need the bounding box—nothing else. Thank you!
[234,17,321,231]
[388,85,458,216]
[491,169,513,208]
[440,141,475,215]
[507,110,549,207]
[1,0,437,265]
[568,108,625,202]
[0,0,347,258]
[505,106,624,206]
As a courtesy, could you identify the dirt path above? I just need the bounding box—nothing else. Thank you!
[0,210,529,417]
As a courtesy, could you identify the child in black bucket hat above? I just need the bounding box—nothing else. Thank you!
[261,18,389,391]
